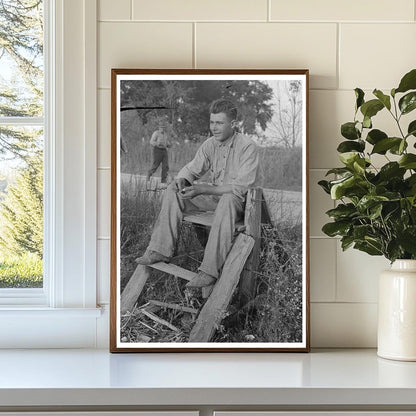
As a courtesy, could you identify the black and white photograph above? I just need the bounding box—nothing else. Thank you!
[110,69,309,352]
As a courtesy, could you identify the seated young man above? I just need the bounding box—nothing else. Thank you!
[136,98,259,288]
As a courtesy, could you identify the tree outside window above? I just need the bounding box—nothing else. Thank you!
[0,0,44,288]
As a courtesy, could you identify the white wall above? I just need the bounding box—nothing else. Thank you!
[95,0,416,348]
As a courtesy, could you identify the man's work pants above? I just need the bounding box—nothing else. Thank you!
[148,184,244,279]
[148,147,169,183]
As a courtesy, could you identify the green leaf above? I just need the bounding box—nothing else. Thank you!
[341,122,360,140]
[318,180,331,194]
[330,176,354,199]
[363,115,372,129]
[353,158,366,174]
[341,235,355,251]
[353,224,374,240]
[395,69,416,94]
[369,203,383,220]
[399,92,416,115]
[407,120,416,138]
[360,99,384,119]
[322,221,351,237]
[399,139,407,154]
[325,167,352,176]
[389,139,408,155]
[399,154,416,169]
[398,227,416,255]
[337,140,365,153]
[366,129,387,145]
[355,88,365,110]
[373,89,391,110]
[371,137,402,154]
[330,175,365,200]
[386,240,402,262]
[357,195,389,211]
[377,162,406,181]
[326,203,357,220]
[391,88,396,97]
[354,241,383,256]
[339,152,360,167]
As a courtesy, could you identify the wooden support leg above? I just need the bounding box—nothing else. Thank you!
[189,233,254,342]
[239,188,262,304]
[121,265,151,314]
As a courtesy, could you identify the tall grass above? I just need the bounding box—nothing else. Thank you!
[0,252,43,288]
[121,138,302,191]
[120,180,303,343]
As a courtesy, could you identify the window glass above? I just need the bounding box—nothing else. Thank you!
[0,0,44,289]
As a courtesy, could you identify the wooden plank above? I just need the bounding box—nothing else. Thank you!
[240,188,262,303]
[141,309,180,332]
[121,265,151,314]
[149,262,197,282]
[184,211,215,227]
[149,300,198,315]
[184,212,245,231]
[261,192,273,225]
[189,233,254,342]
[201,285,214,299]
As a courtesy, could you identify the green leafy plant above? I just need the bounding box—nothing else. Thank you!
[319,69,416,262]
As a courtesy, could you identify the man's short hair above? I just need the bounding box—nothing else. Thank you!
[209,99,238,121]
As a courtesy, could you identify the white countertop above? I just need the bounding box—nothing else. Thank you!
[0,349,416,407]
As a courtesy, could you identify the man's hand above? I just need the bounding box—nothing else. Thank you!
[173,177,190,193]
[180,184,208,199]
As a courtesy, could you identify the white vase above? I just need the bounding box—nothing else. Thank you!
[378,259,416,361]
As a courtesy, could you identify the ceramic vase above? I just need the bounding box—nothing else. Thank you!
[378,259,416,361]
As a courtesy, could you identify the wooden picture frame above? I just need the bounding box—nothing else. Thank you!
[110,69,310,352]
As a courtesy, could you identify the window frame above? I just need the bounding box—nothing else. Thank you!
[0,0,100,348]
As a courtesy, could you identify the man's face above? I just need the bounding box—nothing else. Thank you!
[209,112,234,142]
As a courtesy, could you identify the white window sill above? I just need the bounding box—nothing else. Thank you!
[0,349,415,410]
[0,307,102,317]
[0,307,104,348]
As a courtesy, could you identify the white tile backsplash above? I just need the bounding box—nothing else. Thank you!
[310,239,337,302]
[336,245,390,303]
[311,303,378,347]
[132,0,268,21]
[340,24,416,90]
[97,239,110,304]
[196,23,338,89]
[271,0,415,22]
[309,170,334,237]
[98,0,131,21]
[97,169,111,239]
[98,89,111,168]
[98,22,193,88]
[96,1,415,346]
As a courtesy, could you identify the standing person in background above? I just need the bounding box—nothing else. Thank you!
[147,120,172,185]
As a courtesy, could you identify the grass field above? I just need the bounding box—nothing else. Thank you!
[120,180,303,344]
[0,252,43,288]
[121,139,302,192]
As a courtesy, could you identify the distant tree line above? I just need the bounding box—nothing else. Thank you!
[120,80,275,141]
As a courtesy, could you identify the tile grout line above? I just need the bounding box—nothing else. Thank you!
[193,22,197,69]
[130,0,133,20]
[98,19,416,24]
[336,22,340,90]
[333,230,338,303]
[267,0,271,22]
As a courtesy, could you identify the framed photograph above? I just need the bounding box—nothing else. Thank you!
[110,69,310,352]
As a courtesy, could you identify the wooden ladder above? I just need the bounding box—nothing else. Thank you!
[120,188,271,342]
